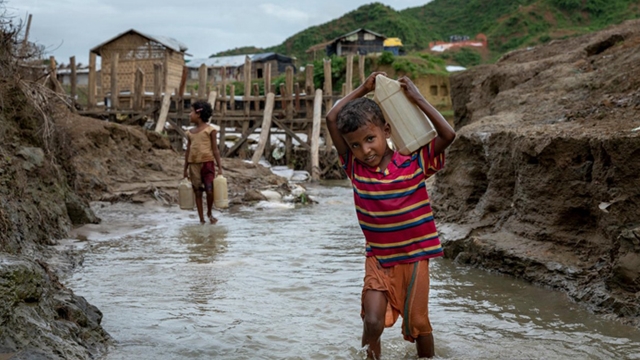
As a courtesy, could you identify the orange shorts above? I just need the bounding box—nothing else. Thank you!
[361,256,432,342]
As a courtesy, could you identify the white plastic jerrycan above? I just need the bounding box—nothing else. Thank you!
[213,175,229,209]
[178,178,195,210]
[373,75,437,155]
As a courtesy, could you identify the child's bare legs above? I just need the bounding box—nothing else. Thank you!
[362,290,387,359]
[194,189,205,224]
[205,189,217,224]
[416,334,435,358]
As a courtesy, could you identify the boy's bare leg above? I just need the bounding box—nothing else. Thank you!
[194,190,205,224]
[362,290,387,360]
[205,190,217,224]
[416,334,434,358]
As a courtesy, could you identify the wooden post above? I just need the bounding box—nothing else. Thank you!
[177,66,188,119]
[218,69,226,154]
[253,83,260,111]
[48,56,64,93]
[285,66,294,119]
[214,86,220,111]
[154,93,171,133]
[264,123,272,162]
[305,64,315,146]
[229,85,235,110]
[323,58,334,150]
[133,67,144,110]
[358,55,365,85]
[244,56,252,117]
[311,89,323,181]
[48,56,56,79]
[21,14,33,56]
[294,83,301,113]
[285,66,294,164]
[279,83,286,109]
[285,134,292,166]
[207,91,217,123]
[69,56,77,105]
[345,54,354,95]
[110,52,119,109]
[341,83,347,97]
[264,63,272,99]
[88,52,97,109]
[251,93,275,164]
[218,119,226,155]
[198,64,207,99]
[221,66,227,115]
[153,63,163,100]
[163,56,169,93]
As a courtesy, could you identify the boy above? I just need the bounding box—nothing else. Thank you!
[326,72,456,359]
[183,100,224,224]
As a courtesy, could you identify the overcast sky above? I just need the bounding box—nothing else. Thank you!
[10,0,431,66]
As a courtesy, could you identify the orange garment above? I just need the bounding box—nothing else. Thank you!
[187,126,216,164]
[362,256,432,342]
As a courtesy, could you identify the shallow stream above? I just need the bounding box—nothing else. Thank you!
[67,183,640,359]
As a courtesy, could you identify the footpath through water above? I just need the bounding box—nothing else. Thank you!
[65,183,640,359]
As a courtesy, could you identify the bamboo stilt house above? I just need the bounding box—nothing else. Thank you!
[90,29,189,96]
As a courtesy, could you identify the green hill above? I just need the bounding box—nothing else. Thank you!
[213,0,640,64]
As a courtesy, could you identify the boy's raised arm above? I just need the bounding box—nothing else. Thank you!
[326,71,386,156]
[398,76,456,155]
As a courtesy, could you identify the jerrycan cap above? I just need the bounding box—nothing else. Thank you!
[374,75,402,103]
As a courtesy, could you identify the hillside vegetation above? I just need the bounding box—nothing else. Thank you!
[214,0,640,64]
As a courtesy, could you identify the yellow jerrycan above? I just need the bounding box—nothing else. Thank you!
[213,175,229,209]
[178,178,195,210]
[373,75,437,155]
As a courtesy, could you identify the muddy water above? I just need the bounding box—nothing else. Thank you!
[67,183,640,360]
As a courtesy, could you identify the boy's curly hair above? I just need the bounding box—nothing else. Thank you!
[336,98,385,134]
[192,100,212,122]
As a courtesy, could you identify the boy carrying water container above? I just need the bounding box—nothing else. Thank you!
[183,100,224,224]
[326,72,455,359]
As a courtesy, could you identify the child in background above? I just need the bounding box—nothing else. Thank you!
[325,72,456,359]
[183,100,224,224]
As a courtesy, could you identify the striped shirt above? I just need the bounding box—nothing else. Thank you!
[340,139,445,267]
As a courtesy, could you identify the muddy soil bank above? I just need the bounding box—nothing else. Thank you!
[434,19,640,325]
[58,113,290,206]
[0,92,111,358]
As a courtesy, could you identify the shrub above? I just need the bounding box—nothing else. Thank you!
[452,48,482,67]
[379,51,395,65]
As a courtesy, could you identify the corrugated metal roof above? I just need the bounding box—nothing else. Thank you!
[187,55,253,68]
[336,28,387,41]
[186,53,291,68]
[90,29,188,55]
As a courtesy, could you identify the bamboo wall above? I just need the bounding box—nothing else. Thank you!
[99,33,184,95]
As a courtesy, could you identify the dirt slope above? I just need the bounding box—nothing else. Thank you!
[435,19,640,325]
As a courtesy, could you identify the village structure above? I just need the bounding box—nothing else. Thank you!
[38,26,465,181]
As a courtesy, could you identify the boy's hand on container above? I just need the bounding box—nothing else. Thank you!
[183,169,188,179]
[398,76,423,105]
[362,71,387,93]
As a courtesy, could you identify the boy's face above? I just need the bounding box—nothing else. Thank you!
[342,121,391,168]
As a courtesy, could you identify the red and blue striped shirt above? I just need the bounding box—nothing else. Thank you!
[340,139,445,267]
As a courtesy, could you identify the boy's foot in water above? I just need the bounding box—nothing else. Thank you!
[208,214,218,224]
